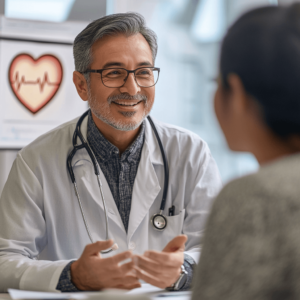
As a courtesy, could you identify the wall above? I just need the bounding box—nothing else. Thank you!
[108,0,261,182]
[0,0,106,196]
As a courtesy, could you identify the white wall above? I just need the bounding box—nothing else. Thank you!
[0,0,106,195]
[108,0,261,182]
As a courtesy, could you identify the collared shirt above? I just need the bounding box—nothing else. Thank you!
[56,112,194,292]
[86,111,145,232]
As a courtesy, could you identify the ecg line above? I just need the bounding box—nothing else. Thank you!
[11,71,61,93]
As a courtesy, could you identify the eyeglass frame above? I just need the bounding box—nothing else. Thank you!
[82,66,160,88]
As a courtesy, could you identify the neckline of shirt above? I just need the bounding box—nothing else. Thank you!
[87,110,145,163]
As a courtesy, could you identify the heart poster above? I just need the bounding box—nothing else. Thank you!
[9,53,63,114]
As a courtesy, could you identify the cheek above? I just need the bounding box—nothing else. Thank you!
[214,89,245,151]
[89,77,112,101]
[214,88,227,131]
[214,88,236,148]
[144,87,155,108]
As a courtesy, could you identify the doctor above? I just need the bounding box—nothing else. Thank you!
[0,13,222,292]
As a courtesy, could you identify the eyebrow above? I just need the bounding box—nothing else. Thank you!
[137,61,153,67]
[101,61,153,69]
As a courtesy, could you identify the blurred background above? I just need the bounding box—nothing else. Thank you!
[0,0,297,195]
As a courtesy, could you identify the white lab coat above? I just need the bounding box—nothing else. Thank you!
[0,115,222,292]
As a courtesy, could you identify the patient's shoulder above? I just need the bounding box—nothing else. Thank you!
[225,153,300,199]
[212,153,300,225]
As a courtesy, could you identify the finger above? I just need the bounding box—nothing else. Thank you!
[115,282,142,290]
[82,240,114,257]
[135,255,162,275]
[119,260,136,274]
[105,250,133,266]
[134,267,166,289]
[110,274,140,287]
[126,269,137,276]
[144,251,183,267]
[162,235,187,253]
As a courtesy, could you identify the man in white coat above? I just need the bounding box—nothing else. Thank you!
[0,13,222,292]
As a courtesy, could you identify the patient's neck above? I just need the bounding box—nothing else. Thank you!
[251,130,300,166]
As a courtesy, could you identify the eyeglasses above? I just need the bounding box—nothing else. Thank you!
[83,67,160,88]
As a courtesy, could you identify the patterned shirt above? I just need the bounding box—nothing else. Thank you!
[87,111,145,232]
[56,112,194,292]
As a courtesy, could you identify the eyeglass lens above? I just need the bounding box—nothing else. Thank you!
[101,68,159,88]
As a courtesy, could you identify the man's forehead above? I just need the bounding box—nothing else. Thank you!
[91,33,153,66]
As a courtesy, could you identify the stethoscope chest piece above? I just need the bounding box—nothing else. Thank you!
[151,213,167,231]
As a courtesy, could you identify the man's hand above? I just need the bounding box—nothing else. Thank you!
[134,235,187,289]
[71,240,141,290]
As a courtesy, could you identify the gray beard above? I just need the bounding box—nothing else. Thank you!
[87,90,150,132]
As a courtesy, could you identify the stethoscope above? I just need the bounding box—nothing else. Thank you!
[67,110,172,254]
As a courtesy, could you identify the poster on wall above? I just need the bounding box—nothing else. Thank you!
[0,17,88,149]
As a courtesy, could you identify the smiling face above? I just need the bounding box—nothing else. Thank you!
[86,33,155,131]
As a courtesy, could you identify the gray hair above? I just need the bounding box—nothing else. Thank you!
[73,12,158,82]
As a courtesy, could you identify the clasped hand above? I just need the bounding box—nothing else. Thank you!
[71,235,187,290]
[71,240,140,290]
[134,235,187,289]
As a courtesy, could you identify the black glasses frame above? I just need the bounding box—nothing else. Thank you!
[83,67,160,88]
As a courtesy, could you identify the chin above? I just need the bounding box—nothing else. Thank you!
[118,110,147,123]
[109,114,146,132]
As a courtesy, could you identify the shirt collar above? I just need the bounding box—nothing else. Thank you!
[87,111,145,163]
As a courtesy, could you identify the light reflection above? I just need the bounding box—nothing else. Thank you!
[5,0,76,22]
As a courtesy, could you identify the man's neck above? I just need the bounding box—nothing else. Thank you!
[91,112,141,154]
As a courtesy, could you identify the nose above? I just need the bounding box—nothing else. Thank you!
[119,73,141,95]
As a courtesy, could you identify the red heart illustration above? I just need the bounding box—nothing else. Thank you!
[9,53,63,114]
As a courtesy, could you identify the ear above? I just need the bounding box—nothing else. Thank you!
[226,73,249,115]
[73,71,89,101]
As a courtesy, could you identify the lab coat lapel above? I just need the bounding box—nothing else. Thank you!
[127,119,162,241]
[72,114,125,233]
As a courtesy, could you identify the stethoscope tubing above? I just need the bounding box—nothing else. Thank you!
[146,115,169,212]
[67,110,170,251]
[67,110,112,253]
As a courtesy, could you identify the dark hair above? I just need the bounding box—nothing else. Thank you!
[220,3,300,137]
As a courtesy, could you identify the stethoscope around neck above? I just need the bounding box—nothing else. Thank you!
[67,110,170,254]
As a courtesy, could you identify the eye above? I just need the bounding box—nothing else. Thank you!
[108,70,121,75]
[136,69,152,76]
[102,69,126,78]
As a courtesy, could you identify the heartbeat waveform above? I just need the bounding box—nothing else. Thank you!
[11,71,60,93]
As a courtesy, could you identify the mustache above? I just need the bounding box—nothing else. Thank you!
[107,93,147,104]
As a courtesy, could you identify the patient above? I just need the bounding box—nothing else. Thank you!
[192,4,300,300]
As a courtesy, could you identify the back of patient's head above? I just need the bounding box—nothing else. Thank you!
[191,5,300,300]
[220,3,300,138]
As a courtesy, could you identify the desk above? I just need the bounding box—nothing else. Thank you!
[0,294,10,300]
[128,284,191,299]
[1,286,191,300]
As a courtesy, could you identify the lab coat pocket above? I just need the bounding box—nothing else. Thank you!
[160,209,186,247]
